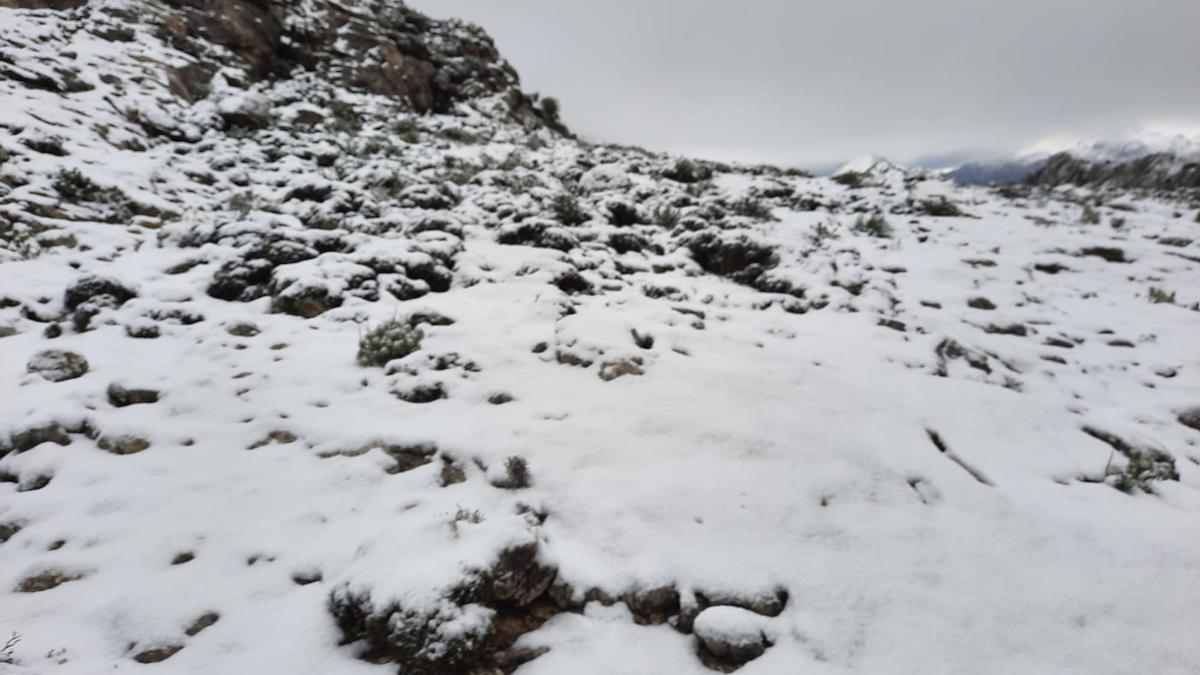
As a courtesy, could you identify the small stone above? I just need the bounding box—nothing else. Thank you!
[171,552,195,565]
[439,458,467,486]
[226,322,260,337]
[967,296,996,310]
[16,569,84,592]
[184,612,219,637]
[133,645,182,664]
[599,359,644,381]
[291,568,323,586]
[43,323,62,338]
[107,382,160,407]
[247,430,298,449]
[27,350,89,382]
[98,434,151,455]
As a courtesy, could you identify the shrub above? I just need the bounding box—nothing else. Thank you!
[540,96,561,124]
[1080,205,1101,224]
[326,101,361,134]
[498,151,524,171]
[652,204,681,228]
[1110,217,1125,229]
[832,171,866,188]
[392,118,420,144]
[731,197,775,221]
[551,194,588,225]
[357,320,424,367]
[495,456,530,489]
[439,127,482,144]
[53,169,125,204]
[918,197,963,217]
[606,201,642,227]
[663,158,712,184]
[812,220,840,242]
[1148,287,1176,304]
[1,631,18,665]
[852,213,892,238]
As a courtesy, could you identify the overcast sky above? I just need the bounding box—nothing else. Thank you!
[408,0,1200,170]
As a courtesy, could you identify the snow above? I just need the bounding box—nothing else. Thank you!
[1,3,1200,675]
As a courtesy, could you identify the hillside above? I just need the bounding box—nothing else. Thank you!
[2,2,1200,674]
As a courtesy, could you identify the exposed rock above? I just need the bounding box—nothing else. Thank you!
[16,569,84,592]
[63,275,136,311]
[1026,151,1200,191]
[693,606,771,671]
[329,541,559,674]
[185,612,220,637]
[394,382,446,404]
[247,430,297,449]
[133,645,183,664]
[599,359,644,381]
[97,434,151,455]
[107,382,160,407]
[1178,407,1200,433]
[27,349,89,382]
[626,586,681,625]
[439,457,467,486]
[226,321,260,337]
[379,443,437,474]
[5,421,71,455]
[1078,246,1129,263]
[0,521,22,544]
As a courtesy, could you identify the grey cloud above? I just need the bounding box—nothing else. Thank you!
[408,0,1200,168]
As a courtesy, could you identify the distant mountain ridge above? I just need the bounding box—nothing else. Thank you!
[948,132,1200,189]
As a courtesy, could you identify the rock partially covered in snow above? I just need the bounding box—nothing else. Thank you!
[63,275,137,311]
[27,350,88,382]
[693,606,772,670]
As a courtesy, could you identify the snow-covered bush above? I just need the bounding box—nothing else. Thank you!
[357,320,424,367]
[550,193,587,225]
[852,213,892,238]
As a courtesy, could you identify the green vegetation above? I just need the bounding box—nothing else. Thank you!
[326,101,361,134]
[1148,287,1176,304]
[731,197,775,221]
[832,171,867,189]
[918,197,964,217]
[53,168,126,205]
[652,204,681,228]
[551,194,588,225]
[852,213,892,238]
[357,320,424,367]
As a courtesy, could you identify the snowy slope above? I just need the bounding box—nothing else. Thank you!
[2,3,1200,675]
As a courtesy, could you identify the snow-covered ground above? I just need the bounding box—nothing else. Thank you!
[2,3,1200,674]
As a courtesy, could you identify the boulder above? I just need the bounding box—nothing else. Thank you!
[27,350,88,382]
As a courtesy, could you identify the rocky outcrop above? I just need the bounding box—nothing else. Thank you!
[1026,152,1200,191]
[155,0,564,125]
